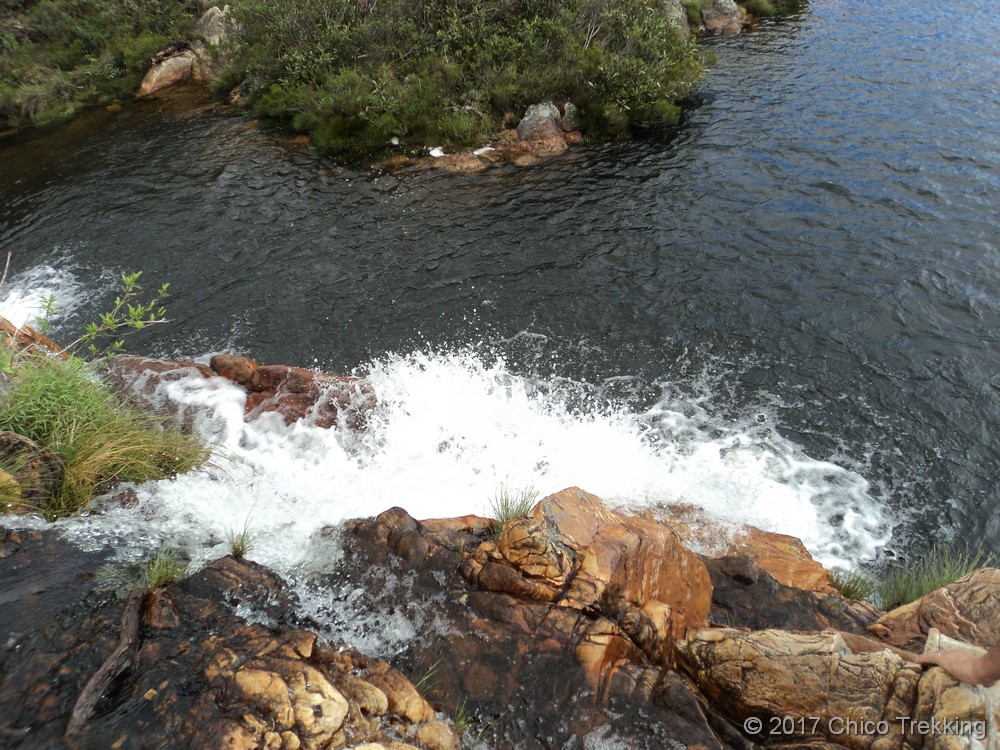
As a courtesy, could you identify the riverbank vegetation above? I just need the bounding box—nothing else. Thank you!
[0,0,199,132]
[225,0,705,155]
[0,355,208,518]
[830,544,992,609]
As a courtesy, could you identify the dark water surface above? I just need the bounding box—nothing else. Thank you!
[1,0,999,562]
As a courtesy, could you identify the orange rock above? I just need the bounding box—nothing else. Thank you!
[869,567,1000,652]
[210,354,258,385]
[476,487,712,669]
[656,503,835,594]
[0,315,66,358]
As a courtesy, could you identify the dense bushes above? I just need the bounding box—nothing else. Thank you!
[0,0,199,131]
[227,0,705,155]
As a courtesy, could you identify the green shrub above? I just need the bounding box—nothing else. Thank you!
[874,545,991,611]
[0,356,208,518]
[228,0,706,155]
[0,0,199,131]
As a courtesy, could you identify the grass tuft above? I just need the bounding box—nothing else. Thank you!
[142,547,187,589]
[829,567,874,602]
[873,544,991,610]
[488,482,539,539]
[0,355,208,519]
[414,658,441,697]
[226,516,256,560]
[95,546,188,595]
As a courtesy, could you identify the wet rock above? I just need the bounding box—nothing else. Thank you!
[242,362,377,429]
[705,555,880,632]
[0,431,64,512]
[869,567,1000,652]
[677,627,993,748]
[209,353,257,385]
[701,0,743,35]
[0,315,66,359]
[516,102,563,141]
[657,503,836,593]
[341,489,736,748]
[0,549,456,749]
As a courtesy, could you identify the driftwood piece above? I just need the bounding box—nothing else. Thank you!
[65,588,148,738]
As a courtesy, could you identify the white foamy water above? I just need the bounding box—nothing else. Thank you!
[48,348,890,575]
[0,261,83,329]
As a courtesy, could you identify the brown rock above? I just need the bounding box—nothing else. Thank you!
[450,488,714,675]
[657,503,835,593]
[701,0,742,35]
[677,627,994,749]
[705,555,879,633]
[138,50,199,96]
[515,102,563,141]
[0,315,66,359]
[210,354,258,385]
[869,567,1000,652]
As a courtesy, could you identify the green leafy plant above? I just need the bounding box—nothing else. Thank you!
[0,355,208,518]
[0,0,199,133]
[227,0,706,155]
[873,544,992,610]
[453,695,471,737]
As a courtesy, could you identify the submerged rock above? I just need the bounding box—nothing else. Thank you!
[210,354,377,429]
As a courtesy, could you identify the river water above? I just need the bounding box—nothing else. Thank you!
[1,0,999,583]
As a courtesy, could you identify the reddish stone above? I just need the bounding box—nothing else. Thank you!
[210,354,258,385]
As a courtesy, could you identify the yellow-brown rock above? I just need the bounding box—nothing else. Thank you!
[677,627,994,749]
[869,567,1000,652]
[469,487,712,669]
[655,502,835,593]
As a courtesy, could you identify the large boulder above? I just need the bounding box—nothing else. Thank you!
[666,0,691,36]
[869,567,1000,652]
[342,492,743,748]
[463,487,713,670]
[515,102,563,141]
[194,5,234,47]
[677,627,994,749]
[137,47,203,97]
[702,0,743,35]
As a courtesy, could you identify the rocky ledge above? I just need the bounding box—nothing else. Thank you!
[0,343,997,748]
[3,483,999,748]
